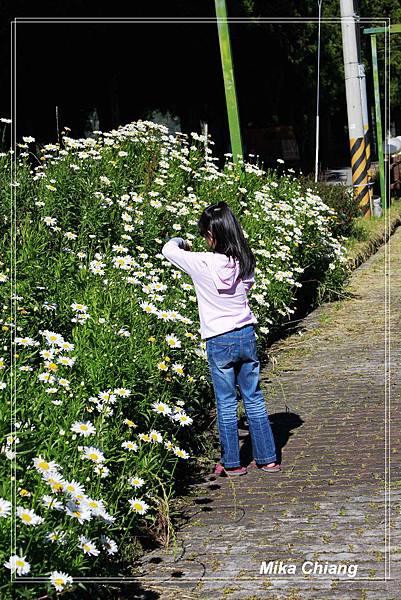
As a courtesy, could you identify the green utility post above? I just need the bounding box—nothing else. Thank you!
[214,0,243,164]
[363,24,401,212]
[370,34,386,212]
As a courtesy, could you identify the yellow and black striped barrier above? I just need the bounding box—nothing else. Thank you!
[364,125,375,209]
[350,136,371,217]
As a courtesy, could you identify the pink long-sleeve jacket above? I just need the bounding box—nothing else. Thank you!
[161,237,258,340]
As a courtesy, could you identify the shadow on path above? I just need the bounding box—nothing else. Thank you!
[238,411,304,466]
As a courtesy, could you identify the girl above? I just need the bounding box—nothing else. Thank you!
[162,201,281,477]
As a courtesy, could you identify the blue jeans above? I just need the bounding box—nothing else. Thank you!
[206,324,277,468]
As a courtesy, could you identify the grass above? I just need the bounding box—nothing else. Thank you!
[345,197,401,266]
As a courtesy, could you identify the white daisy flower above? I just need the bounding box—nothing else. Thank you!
[0,498,12,518]
[59,341,74,351]
[140,301,158,314]
[128,476,145,488]
[82,446,105,463]
[94,464,110,478]
[38,372,56,383]
[78,535,100,556]
[165,334,181,348]
[41,471,65,493]
[41,491,63,508]
[172,446,190,459]
[15,336,38,347]
[156,361,169,371]
[49,570,73,592]
[46,530,67,544]
[121,440,138,452]
[33,456,60,474]
[151,401,172,415]
[43,330,64,346]
[100,534,118,555]
[171,412,193,426]
[85,497,106,516]
[98,390,116,403]
[16,506,44,526]
[63,479,86,498]
[42,216,57,226]
[171,363,185,376]
[114,387,131,397]
[4,555,30,575]
[149,430,162,443]
[157,310,173,321]
[65,500,92,524]
[57,356,75,367]
[70,421,96,437]
[128,497,150,515]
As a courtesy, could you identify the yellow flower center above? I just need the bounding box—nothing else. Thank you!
[21,514,32,522]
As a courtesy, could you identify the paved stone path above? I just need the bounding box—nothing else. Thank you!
[132,226,401,599]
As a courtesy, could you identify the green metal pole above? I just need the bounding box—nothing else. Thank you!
[371,34,386,212]
[214,0,243,164]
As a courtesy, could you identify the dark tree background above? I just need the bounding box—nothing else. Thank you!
[0,0,399,174]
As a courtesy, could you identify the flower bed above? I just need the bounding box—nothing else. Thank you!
[0,119,348,598]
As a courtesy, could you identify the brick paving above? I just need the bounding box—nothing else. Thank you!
[132,227,401,600]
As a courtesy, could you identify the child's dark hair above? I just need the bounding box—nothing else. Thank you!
[197,201,256,280]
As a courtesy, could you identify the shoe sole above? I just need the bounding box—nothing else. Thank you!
[259,465,281,472]
[214,466,247,476]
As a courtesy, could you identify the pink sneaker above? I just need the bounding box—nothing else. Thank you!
[214,463,226,476]
[214,463,247,476]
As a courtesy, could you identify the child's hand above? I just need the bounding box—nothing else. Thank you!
[180,240,192,251]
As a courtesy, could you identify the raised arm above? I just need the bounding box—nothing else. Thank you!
[161,237,206,277]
